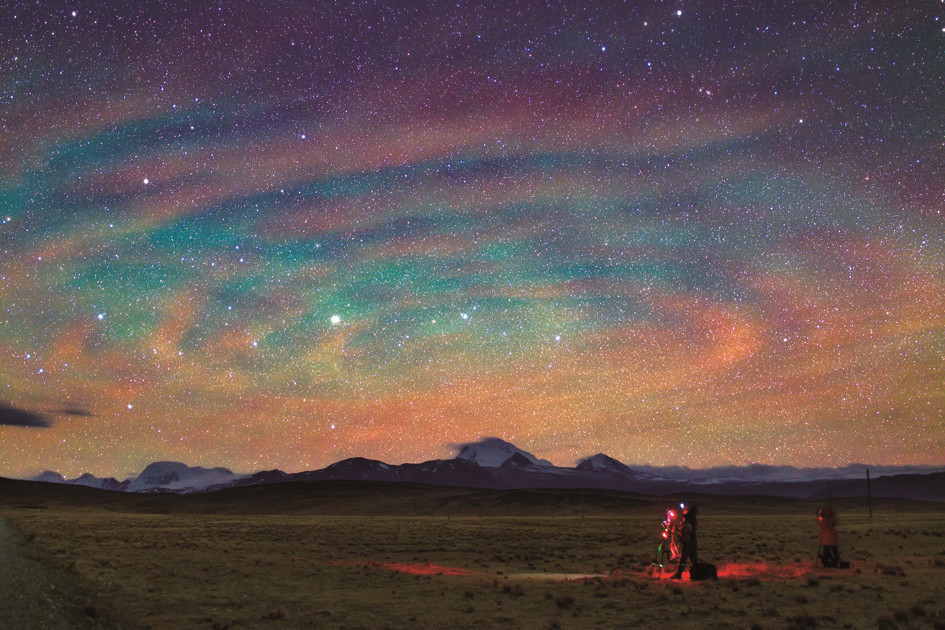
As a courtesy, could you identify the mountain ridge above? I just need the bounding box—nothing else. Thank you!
[26,440,945,502]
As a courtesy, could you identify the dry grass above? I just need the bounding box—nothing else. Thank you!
[2,486,945,629]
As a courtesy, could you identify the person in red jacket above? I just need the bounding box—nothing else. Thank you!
[817,505,841,567]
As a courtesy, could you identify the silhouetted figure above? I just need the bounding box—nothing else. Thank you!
[671,506,698,579]
[817,505,841,567]
[651,505,685,576]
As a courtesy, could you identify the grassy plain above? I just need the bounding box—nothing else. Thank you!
[1,481,945,629]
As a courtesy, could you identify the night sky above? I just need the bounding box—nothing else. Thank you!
[2,1,943,479]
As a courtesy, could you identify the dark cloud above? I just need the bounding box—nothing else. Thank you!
[0,403,52,428]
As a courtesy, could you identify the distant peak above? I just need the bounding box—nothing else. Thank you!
[138,461,234,475]
[454,437,553,468]
[32,470,65,483]
[326,457,390,470]
[127,460,241,492]
[138,461,189,473]
[576,453,635,476]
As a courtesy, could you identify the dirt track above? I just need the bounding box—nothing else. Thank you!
[0,518,113,630]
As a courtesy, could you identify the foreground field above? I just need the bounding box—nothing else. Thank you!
[1,483,944,629]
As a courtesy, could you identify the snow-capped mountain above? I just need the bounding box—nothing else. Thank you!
[455,437,554,468]
[33,471,66,484]
[31,470,128,491]
[126,461,243,492]
[576,453,636,477]
[31,462,247,494]
[70,472,129,491]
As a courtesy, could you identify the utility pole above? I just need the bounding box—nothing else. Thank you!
[866,468,873,522]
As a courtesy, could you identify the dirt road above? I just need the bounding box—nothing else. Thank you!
[0,517,113,630]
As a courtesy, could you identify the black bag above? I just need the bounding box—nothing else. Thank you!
[690,562,718,580]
